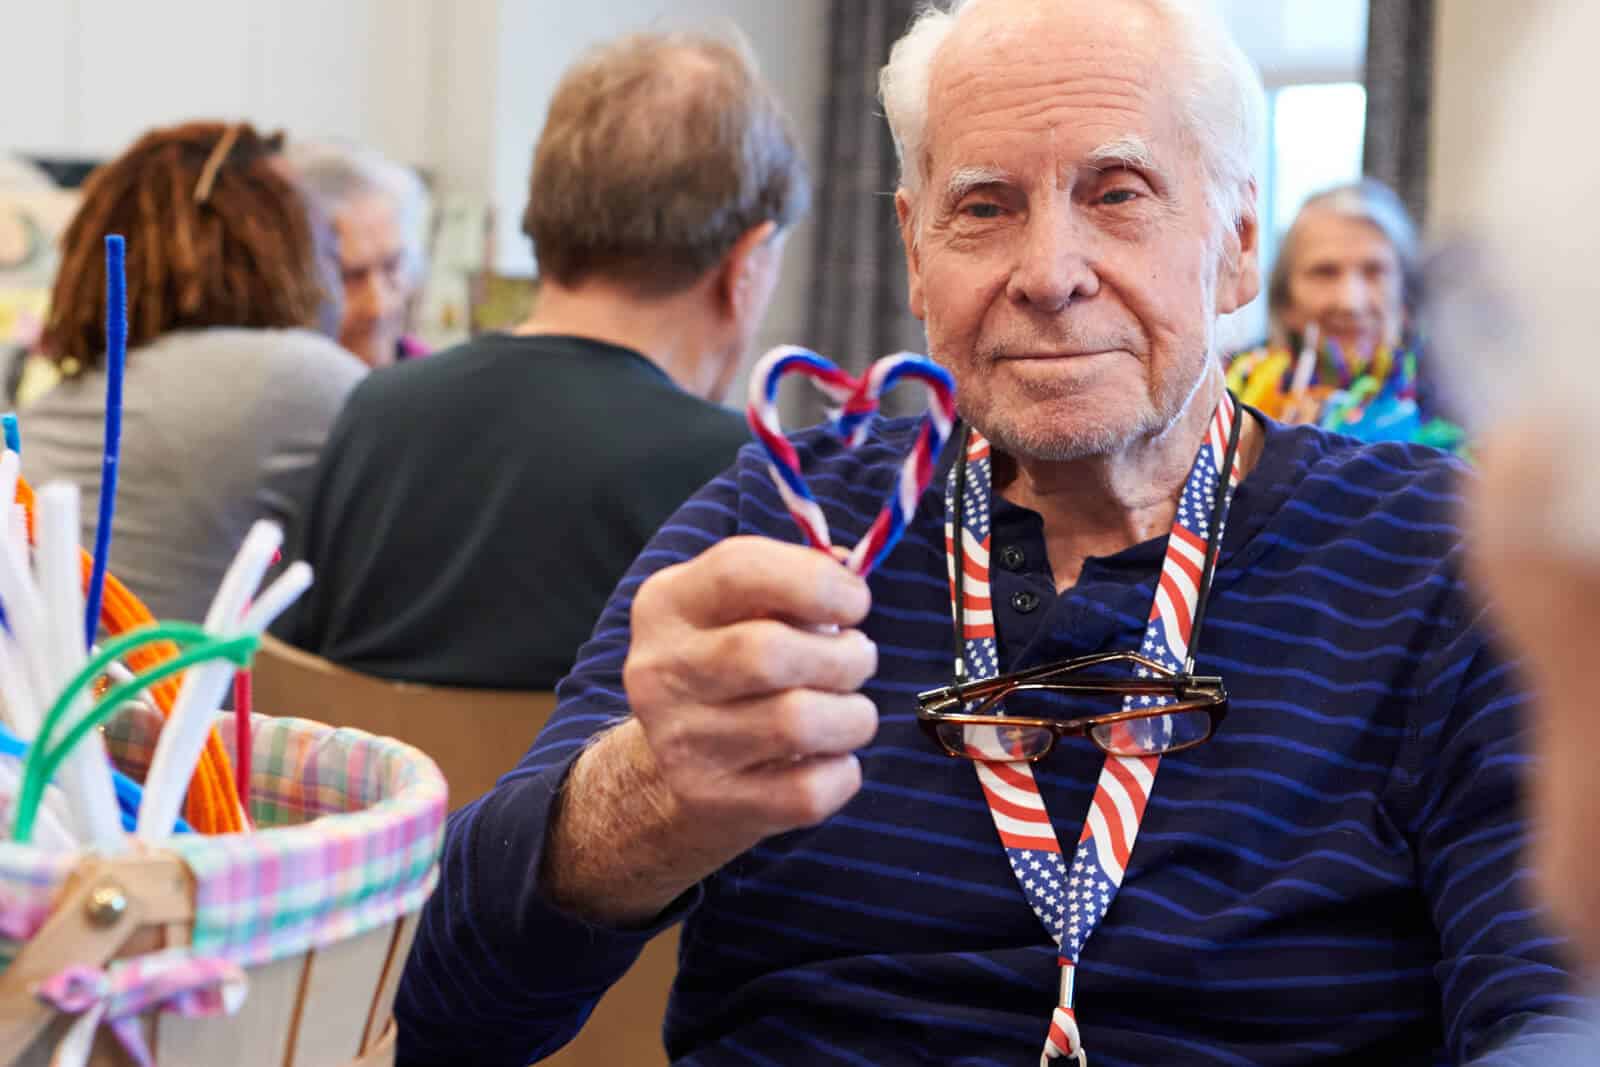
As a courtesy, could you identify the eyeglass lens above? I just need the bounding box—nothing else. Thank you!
[938,686,1211,758]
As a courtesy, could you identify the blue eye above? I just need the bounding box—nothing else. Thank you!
[1101,189,1139,206]
[965,202,1004,219]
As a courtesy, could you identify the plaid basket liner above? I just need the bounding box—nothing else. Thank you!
[0,706,447,971]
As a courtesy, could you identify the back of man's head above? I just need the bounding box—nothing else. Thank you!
[522,32,811,297]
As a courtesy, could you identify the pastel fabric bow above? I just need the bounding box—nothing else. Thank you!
[746,346,957,577]
[34,948,247,1067]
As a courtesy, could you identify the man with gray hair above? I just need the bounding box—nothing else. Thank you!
[283,140,432,367]
[276,30,808,690]
[396,2,1585,1063]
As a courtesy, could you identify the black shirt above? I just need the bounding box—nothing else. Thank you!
[274,333,749,688]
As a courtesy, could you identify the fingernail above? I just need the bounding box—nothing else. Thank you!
[829,573,870,616]
[855,631,879,669]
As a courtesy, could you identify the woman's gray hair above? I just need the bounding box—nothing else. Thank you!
[880,0,1265,234]
[281,140,431,285]
[1267,178,1419,345]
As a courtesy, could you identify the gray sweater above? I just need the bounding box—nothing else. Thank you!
[21,327,365,622]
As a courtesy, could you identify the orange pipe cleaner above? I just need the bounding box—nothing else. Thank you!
[13,476,243,834]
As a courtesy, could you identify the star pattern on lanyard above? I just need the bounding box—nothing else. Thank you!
[965,459,992,539]
[1007,849,1072,933]
[1174,445,1220,538]
[1063,841,1116,957]
[961,457,999,679]
[1134,617,1182,708]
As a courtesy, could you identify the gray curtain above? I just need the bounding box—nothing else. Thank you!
[1362,0,1434,222]
[797,0,925,425]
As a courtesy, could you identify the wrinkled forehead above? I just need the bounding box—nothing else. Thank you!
[333,192,404,255]
[923,1,1183,182]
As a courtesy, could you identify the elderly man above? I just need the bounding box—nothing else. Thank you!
[276,31,807,690]
[396,1,1584,1063]
[282,140,431,367]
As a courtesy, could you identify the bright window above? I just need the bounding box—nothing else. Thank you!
[1266,83,1368,244]
[1222,82,1367,351]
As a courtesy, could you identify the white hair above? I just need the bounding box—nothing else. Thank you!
[880,0,1265,232]
[282,140,431,283]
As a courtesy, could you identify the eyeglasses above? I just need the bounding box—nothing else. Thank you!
[915,650,1228,761]
[921,397,1243,762]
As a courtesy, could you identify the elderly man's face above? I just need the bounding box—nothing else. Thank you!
[897,0,1257,462]
[334,191,412,368]
[1280,210,1405,363]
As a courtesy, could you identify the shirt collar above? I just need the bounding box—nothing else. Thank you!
[929,402,1299,570]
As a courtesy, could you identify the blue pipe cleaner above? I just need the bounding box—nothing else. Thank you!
[85,235,127,648]
[0,719,190,835]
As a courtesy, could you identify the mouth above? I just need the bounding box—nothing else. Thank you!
[993,350,1126,366]
[1319,327,1380,356]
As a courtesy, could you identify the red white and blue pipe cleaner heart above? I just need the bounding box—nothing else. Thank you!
[747,345,956,576]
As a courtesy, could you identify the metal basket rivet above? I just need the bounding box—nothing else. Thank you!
[85,883,127,927]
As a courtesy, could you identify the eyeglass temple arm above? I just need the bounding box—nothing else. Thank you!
[917,671,1225,714]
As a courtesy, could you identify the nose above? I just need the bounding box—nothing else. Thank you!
[1331,269,1370,313]
[374,269,407,318]
[346,269,401,325]
[1006,202,1100,314]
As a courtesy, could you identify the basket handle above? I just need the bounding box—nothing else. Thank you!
[0,852,192,1062]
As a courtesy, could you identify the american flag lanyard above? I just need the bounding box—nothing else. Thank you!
[942,393,1243,1066]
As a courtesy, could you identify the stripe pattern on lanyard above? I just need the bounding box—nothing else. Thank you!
[942,393,1243,1066]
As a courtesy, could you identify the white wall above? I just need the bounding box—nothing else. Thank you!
[1428,0,1542,237]
[1,0,827,357]
[0,0,436,162]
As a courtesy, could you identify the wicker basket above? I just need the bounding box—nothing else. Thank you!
[0,707,447,1066]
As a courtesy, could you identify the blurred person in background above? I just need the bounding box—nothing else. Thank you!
[274,30,809,690]
[1228,179,1461,448]
[24,120,365,622]
[1446,4,1600,998]
[1271,178,1415,366]
[283,140,431,367]
[0,156,79,406]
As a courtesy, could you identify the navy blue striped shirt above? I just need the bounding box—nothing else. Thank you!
[397,415,1591,1065]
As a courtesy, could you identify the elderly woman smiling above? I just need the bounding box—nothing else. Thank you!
[1270,178,1417,362]
[1228,179,1459,445]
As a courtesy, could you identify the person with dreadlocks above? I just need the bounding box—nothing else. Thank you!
[22,120,366,622]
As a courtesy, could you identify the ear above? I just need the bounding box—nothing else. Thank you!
[895,189,928,321]
[717,220,780,320]
[1216,180,1261,316]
